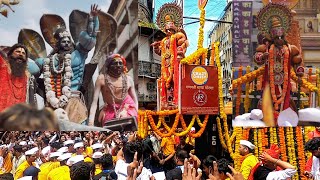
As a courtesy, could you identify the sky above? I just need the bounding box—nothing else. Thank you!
[0,0,111,61]
[153,0,227,55]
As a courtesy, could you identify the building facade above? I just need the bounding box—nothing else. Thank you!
[294,0,320,67]
[138,0,165,109]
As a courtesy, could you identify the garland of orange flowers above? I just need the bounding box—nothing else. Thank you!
[278,127,287,162]
[236,66,243,116]
[232,66,265,87]
[160,34,176,88]
[257,129,263,156]
[296,127,306,179]
[147,112,180,138]
[242,128,249,140]
[291,68,319,95]
[269,44,289,111]
[180,115,209,138]
[137,114,142,137]
[161,114,195,136]
[180,48,208,64]
[244,66,251,113]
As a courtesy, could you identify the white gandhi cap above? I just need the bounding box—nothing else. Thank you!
[240,140,255,150]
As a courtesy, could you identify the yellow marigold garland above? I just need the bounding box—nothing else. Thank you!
[180,115,209,138]
[244,66,251,113]
[161,114,196,137]
[291,68,319,92]
[147,112,180,138]
[216,117,227,150]
[234,127,242,171]
[253,129,258,157]
[197,8,205,49]
[180,48,208,64]
[232,66,265,87]
[236,66,243,116]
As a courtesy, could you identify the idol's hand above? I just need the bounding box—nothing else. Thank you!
[90,4,100,17]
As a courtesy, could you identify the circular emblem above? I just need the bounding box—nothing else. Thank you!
[191,66,208,86]
[193,90,207,106]
[274,62,283,73]
[274,72,284,85]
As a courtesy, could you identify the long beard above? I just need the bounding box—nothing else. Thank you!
[9,56,27,77]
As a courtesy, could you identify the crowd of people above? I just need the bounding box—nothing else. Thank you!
[1,130,319,180]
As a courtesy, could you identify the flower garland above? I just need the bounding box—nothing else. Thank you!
[180,115,209,138]
[269,44,289,111]
[236,66,243,116]
[180,48,207,64]
[157,116,163,128]
[253,129,258,157]
[197,8,205,50]
[234,127,242,170]
[44,54,72,109]
[216,117,228,150]
[278,127,287,162]
[160,34,176,88]
[257,129,263,156]
[296,127,306,179]
[209,41,215,65]
[161,114,195,137]
[286,127,298,179]
[291,68,319,92]
[215,41,233,157]
[195,115,204,127]
[232,66,265,87]
[244,66,251,113]
[147,112,180,138]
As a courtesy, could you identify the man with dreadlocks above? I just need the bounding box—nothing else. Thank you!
[35,4,100,124]
[88,54,138,127]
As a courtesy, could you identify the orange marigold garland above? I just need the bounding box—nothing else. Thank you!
[296,127,306,179]
[244,66,251,113]
[236,66,243,116]
[278,127,287,162]
[180,115,209,138]
[269,44,290,111]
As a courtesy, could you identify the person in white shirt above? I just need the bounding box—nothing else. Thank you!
[304,137,320,180]
[115,141,153,180]
[11,144,26,174]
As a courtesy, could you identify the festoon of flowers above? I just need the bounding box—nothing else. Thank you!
[43,53,73,109]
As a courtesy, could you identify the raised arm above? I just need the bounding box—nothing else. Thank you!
[88,74,103,126]
[77,4,100,52]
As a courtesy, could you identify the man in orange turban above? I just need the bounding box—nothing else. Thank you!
[249,144,296,180]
